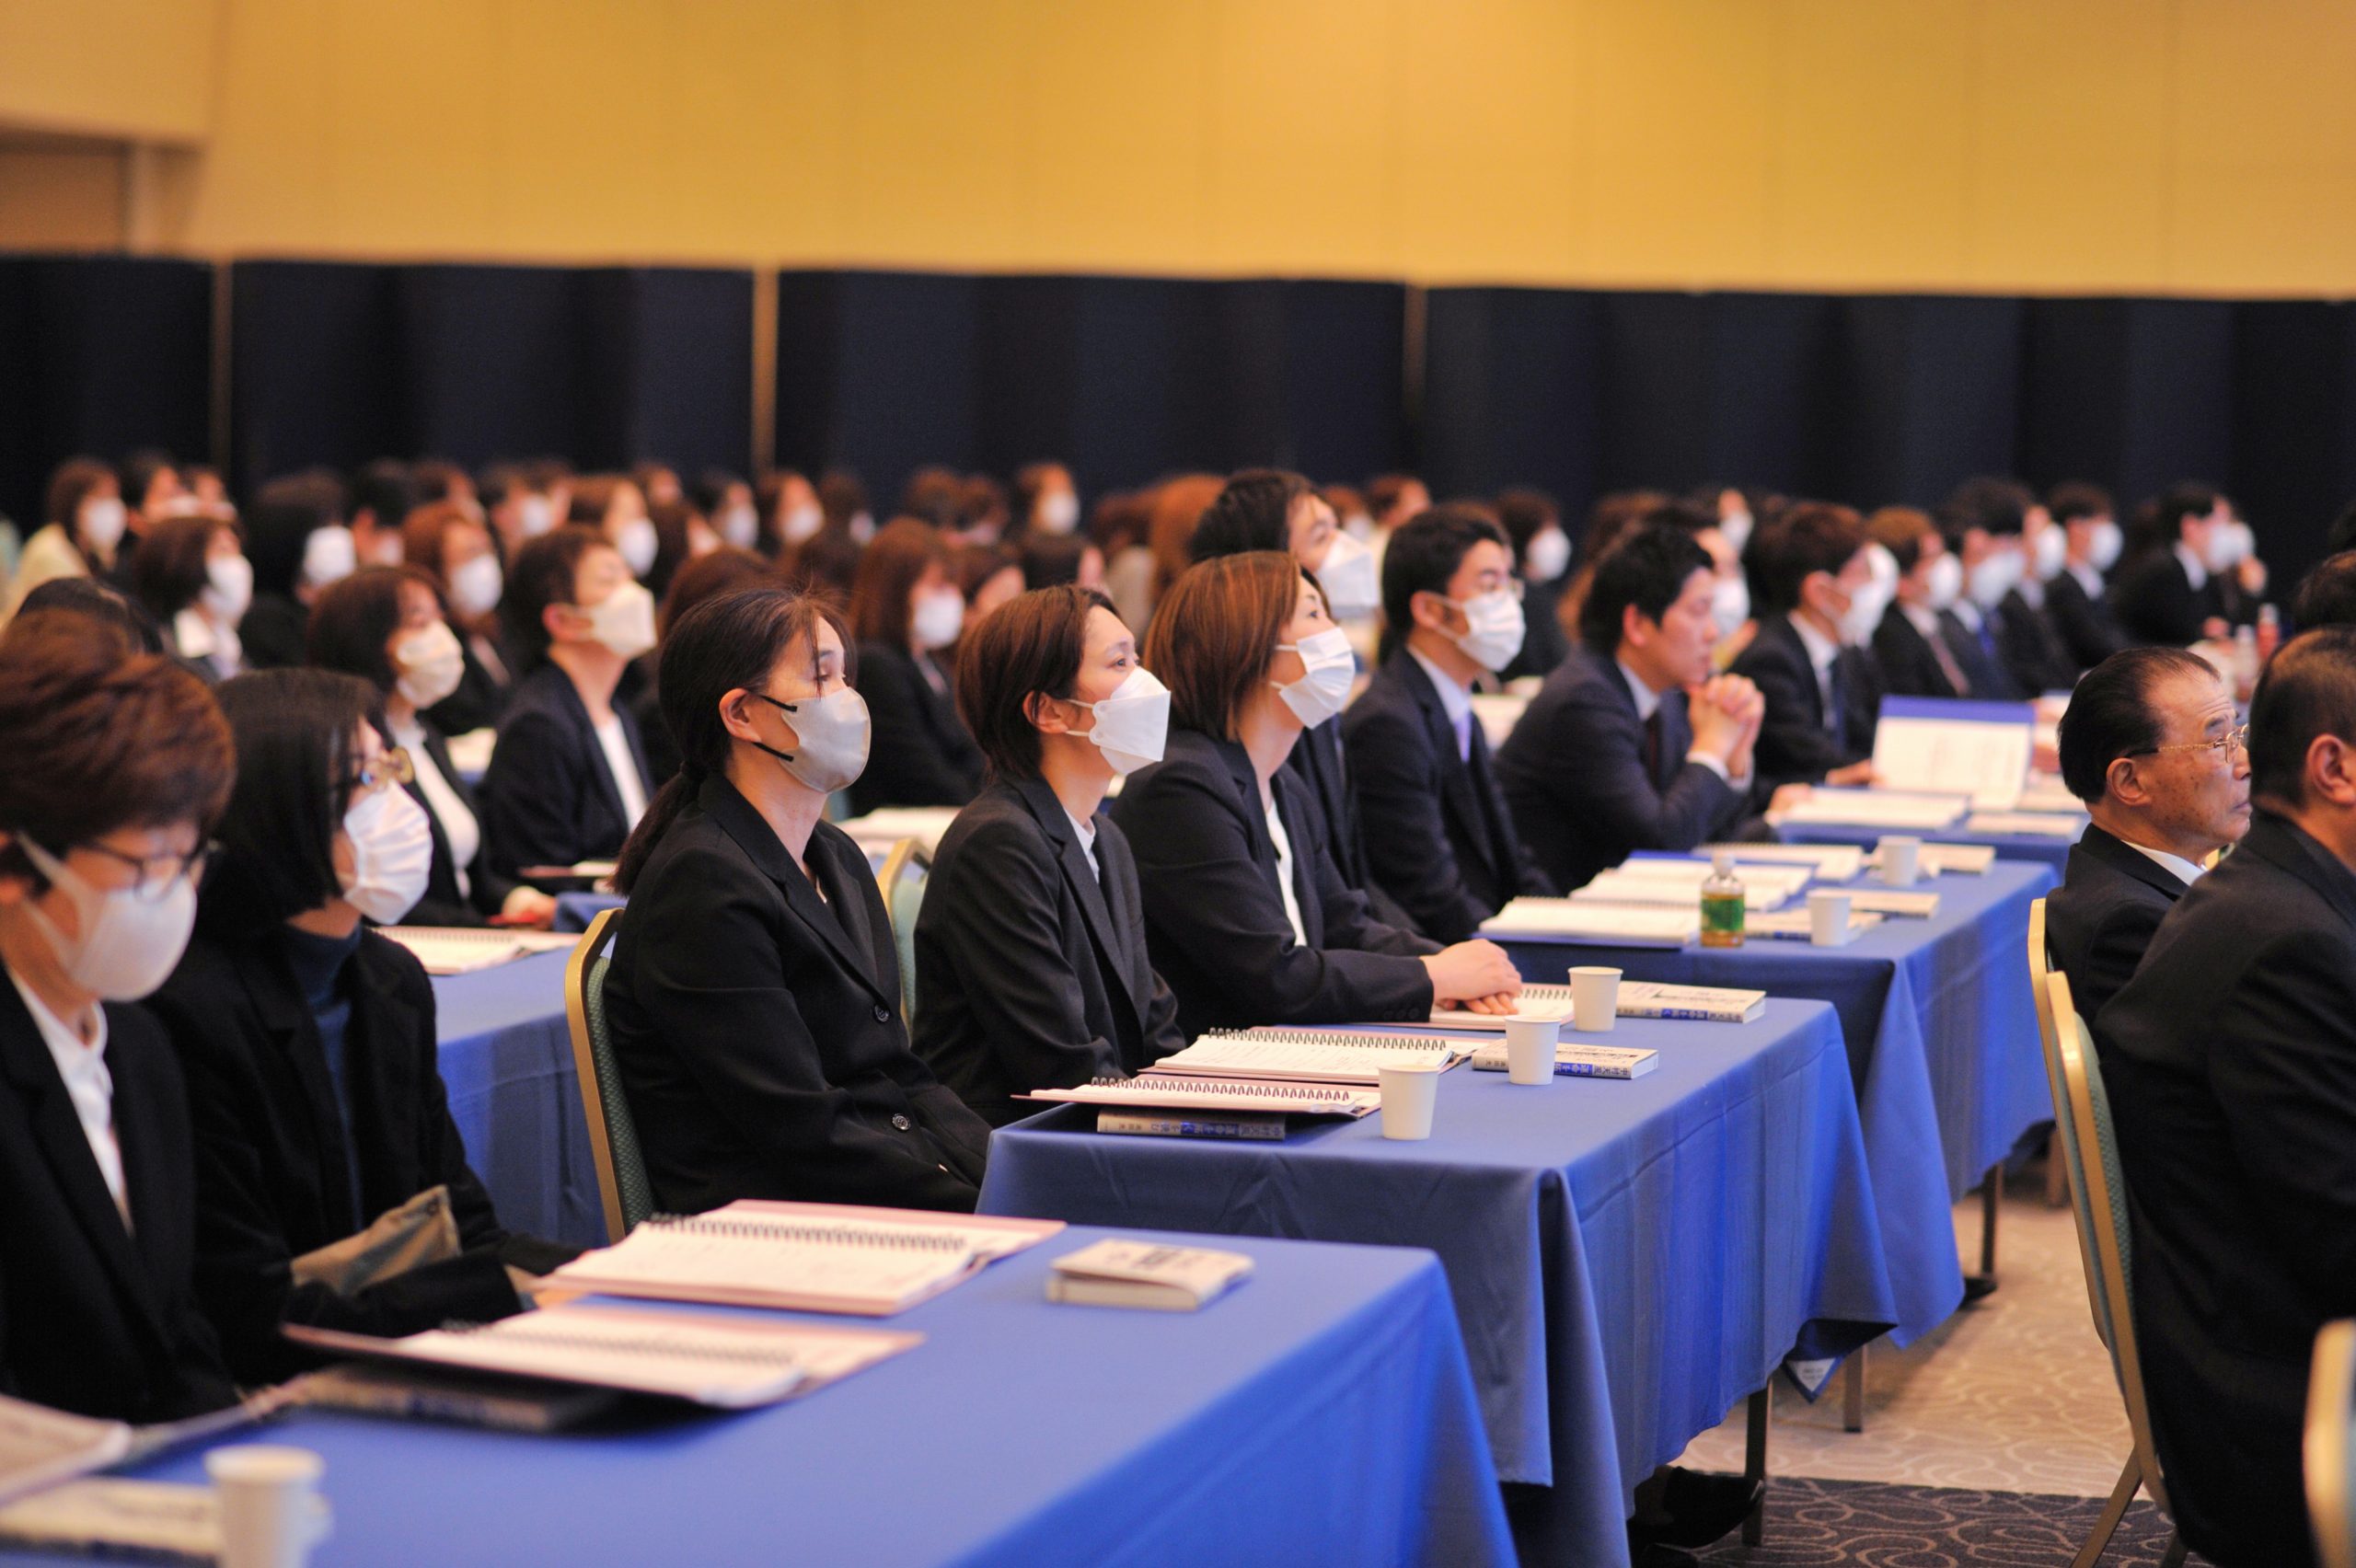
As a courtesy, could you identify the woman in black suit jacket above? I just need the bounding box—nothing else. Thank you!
[605,586,990,1214]
[915,587,1185,1125]
[845,519,985,813]
[308,568,556,929]
[0,615,238,1419]
[480,525,658,881]
[146,670,573,1385]
[1110,552,1520,1036]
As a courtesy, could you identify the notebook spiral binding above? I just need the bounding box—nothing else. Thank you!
[1108,1076,1353,1101]
[643,1213,969,1252]
[1202,1029,1446,1053]
[439,1320,806,1368]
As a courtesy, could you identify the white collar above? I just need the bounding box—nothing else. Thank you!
[2174,540,2210,592]
[2067,562,2106,598]
[1406,645,1475,734]
[6,966,105,1064]
[1613,658,1664,723]
[1948,599,1983,631]
[2124,838,2207,887]
[1789,612,1842,676]
[1063,807,1096,850]
[1900,601,1944,639]
[173,606,240,669]
[2014,575,2046,610]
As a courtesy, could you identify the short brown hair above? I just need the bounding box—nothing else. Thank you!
[1866,506,1939,575]
[660,546,774,640]
[133,513,235,622]
[849,518,951,648]
[956,585,1114,779]
[45,457,116,532]
[0,613,234,870]
[502,525,611,668]
[400,500,485,593]
[1147,474,1224,597]
[1144,551,1301,739]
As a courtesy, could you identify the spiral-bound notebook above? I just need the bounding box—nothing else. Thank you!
[379,926,578,975]
[286,1302,920,1408]
[544,1203,1065,1317]
[1024,1077,1380,1117]
[1149,1028,1467,1085]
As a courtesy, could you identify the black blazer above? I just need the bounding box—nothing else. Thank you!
[1994,588,2080,696]
[914,777,1184,1125]
[1942,606,2021,700]
[479,662,652,882]
[1344,651,1554,941]
[1501,575,1571,683]
[1727,614,1879,793]
[2047,569,2128,670]
[422,635,514,738]
[2112,548,2222,647]
[402,724,522,928]
[2045,823,2189,1020]
[1496,646,1747,894]
[1871,605,1969,700]
[1283,713,1423,936]
[1110,728,1438,1037]
[847,641,984,814]
[604,775,991,1214]
[0,980,234,1421]
[2094,813,2356,1567]
[237,592,309,672]
[146,924,543,1385]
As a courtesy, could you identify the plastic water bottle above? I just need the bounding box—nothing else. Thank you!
[1700,852,1746,949]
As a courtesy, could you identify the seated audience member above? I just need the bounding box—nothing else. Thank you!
[2111,482,2236,647]
[479,525,656,881]
[3,458,129,619]
[568,474,658,583]
[960,473,1012,543]
[1092,488,1159,632]
[1111,552,1519,1034]
[1557,489,1668,635]
[409,457,477,518]
[1017,529,1103,593]
[820,467,874,541]
[1945,478,2073,694]
[2048,649,2249,1018]
[846,520,987,813]
[134,513,250,683]
[1728,503,1886,791]
[12,577,165,652]
[644,497,719,605]
[0,617,238,1419]
[695,470,759,554]
[479,463,560,564]
[2293,549,2356,632]
[1013,461,1081,539]
[605,588,989,1213]
[631,461,682,510]
[1868,506,1978,698]
[2046,481,2130,667]
[237,472,353,671]
[1344,506,1555,940]
[2094,626,2356,1568]
[916,587,1184,1124]
[755,467,826,561]
[346,459,418,571]
[899,467,966,535]
[636,547,776,787]
[402,499,514,732]
[147,670,572,1385]
[307,568,555,929]
[953,540,1025,628]
[1495,487,1575,681]
[1145,472,1224,606]
[1499,525,1769,893]
[1363,472,1431,573]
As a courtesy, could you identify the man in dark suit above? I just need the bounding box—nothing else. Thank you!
[1498,524,1774,892]
[1728,502,1886,793]
[1941,477,2076,695]
[2111,481,2235,647]
[2046,481,2130,669]
[1344,507,1555,940]
[1867,506,1982,699]
[2047,647,2250,1018]
[2093,627,2356,1568]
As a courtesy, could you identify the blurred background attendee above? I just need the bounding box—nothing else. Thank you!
[1091,487,1157,631]
[953,540,1025,628]
[1869,505,1978,699]
[696,469,759,553]
[479,462,560,564]
[644,496,720,605]
[2112,481,2235,647]
[135,513,249,683]
[848,520,984,813]
[4,457,129,619]
[401,498,514,732]
[1017,528,1103,594]
[2047,480,2130,667]
[236,471,352,671]
[636,547,776,787]
[1494,486,1574,681]
[347,458,419,571]
[756,468,826,561]
[567,474,657,583]
[1013,460,1080,540]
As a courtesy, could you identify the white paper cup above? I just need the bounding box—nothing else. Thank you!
[1807,890,1852,945]
[207,1446,329,1568]
[1877,836,1922,887]
[1568,966,1621,1032]
[1502,1015,1561,1085]
[1379,1063,1441,1139]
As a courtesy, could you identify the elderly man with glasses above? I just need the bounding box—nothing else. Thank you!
[2047,645,2252,1019]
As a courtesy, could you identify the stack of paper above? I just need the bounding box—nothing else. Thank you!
[1478,899,1700,947]
[1153,1031,1464,1084]
[1594,859,1816,905]
[1776,790,1969,830]
[1871,698,2036,808]
[1962,812,2085,838]
[380,927,580,975]
[1026,1078,1380,1117]
[1745,909,1888,943]
[1047,1240,1254,1311]
[1697,843,1868,882]
[1433,980,1763,1028]
[838,807,964,852]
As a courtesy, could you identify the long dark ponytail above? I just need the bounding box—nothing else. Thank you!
[613,585,849,893]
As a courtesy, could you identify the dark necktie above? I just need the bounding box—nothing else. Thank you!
[1642,709,1664,788]
[1928,623,1971,697]
[1827,656,1851,754]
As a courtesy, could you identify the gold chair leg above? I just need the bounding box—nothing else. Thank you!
[1981,1163,2002,1278]
[2072,1452,2142,1568]
[1842,1344,1866,1433]
[1742,1386,1770,1547]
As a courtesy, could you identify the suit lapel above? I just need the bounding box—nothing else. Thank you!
[701,777,893,1008]
[1015,778,1143,1015]
[2079,824,2193,905]
[1398,657,1501,888]
[248,938,364,1236]
[2245,813,2356,933]
[551,671,628,834]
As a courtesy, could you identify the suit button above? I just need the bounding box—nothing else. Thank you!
[892,1113,912,1131]
[872,1005,891,1023]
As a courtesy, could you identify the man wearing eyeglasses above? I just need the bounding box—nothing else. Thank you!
[2048,646,2251,1020]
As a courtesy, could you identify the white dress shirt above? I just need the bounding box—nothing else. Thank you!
[2126,840,2208,887]
[1407,647,1476,760]
[1066,808,1100,882]
[1264,799,1311,947]
[592,714,649,829]
[391,714,479,900]
[2068,562,2106,600]
[1790,614,1843,732]
[6,969,127,1228]
[2174,541,2210,593]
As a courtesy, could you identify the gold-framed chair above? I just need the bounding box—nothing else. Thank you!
[874,836,931,1027]
[562,906,653,1243]
[2308,1318,2356,1568]
[2043,966,2186,1567]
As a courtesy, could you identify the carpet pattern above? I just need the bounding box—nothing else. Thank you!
[1696,1477,2203,1565]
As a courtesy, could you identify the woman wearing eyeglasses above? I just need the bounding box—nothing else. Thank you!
[0,612,240,1420]
[146,668,576,1385]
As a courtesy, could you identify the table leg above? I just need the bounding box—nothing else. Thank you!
[1980,1163,2001,1278]
[1742,1387,1770,1547]
[1842,1344,1866,1433]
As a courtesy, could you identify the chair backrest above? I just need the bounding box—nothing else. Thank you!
[563,906,654,1242]
[2309,1319,2356,1568]
[874,836,931,1026]
[2028,901,2105,1311]
[2049,971,2172,1515]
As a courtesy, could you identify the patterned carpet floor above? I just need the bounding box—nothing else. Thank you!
[1695,1477,2200,1566]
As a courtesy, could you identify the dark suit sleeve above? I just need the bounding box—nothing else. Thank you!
[479,705,586,879]
[1529,682,1739,865]
[1288,773,1442,962]
[629,836,979,1210]
[1345,695,1490,942]
[859,652,982,808]
[1738,645,1849,789]
[2074,899,2166,1020]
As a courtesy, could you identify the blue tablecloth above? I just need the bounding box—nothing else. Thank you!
[1497,858,2057,1349]
[430,951,606,1248]
[1778,816,2083,874]
[981,1000,1892,1568]
[0,1229,1509,1568]
[552,891,626,933]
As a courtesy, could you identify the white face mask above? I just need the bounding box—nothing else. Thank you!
[1524,526,1572,583]
[1272,627,1357,728]
[581,580,658,662]
[781,501,824,545]
[1967,548,2023,610]
[517,494,557,537]
[1313,530,1380,617]
[616,518,659,578]
[1835,576,1888,648]
[1036,490,1080,535]
[2209,520,2255,572]
[849,511,876,544]
[1710,573,1750,638]
[17,837,198,1001]
[448,553,503,619]
[1069,666,1170,777]
[1925,553,1964,611]
[394,620,466,709]
[911,589,965,651]
[340,785,433,925]
[752,687,871,795]
[302,525,358,589]
[1719,510,1753,558]
[2031,525,2067,582]
[718,502,759,551]
[365,530,405,569]
[1446,588,1527,673]
[77,497,128,554]
[2088,520,2124,572]
[202,554,254,621]
[1342,512,1376,542]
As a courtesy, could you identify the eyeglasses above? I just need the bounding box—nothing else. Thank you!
[76,839,218,900]
[2131,724,2248,760]
[342,747,416,798]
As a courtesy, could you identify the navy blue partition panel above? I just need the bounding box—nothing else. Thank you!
[1420,287,1603,506]
[774,270,987,491]
[2016,298,2236,510]
[233,260,752,492]
[2231,301,2356,588]
[0,256,213,534]
[1831,295,2025,510]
